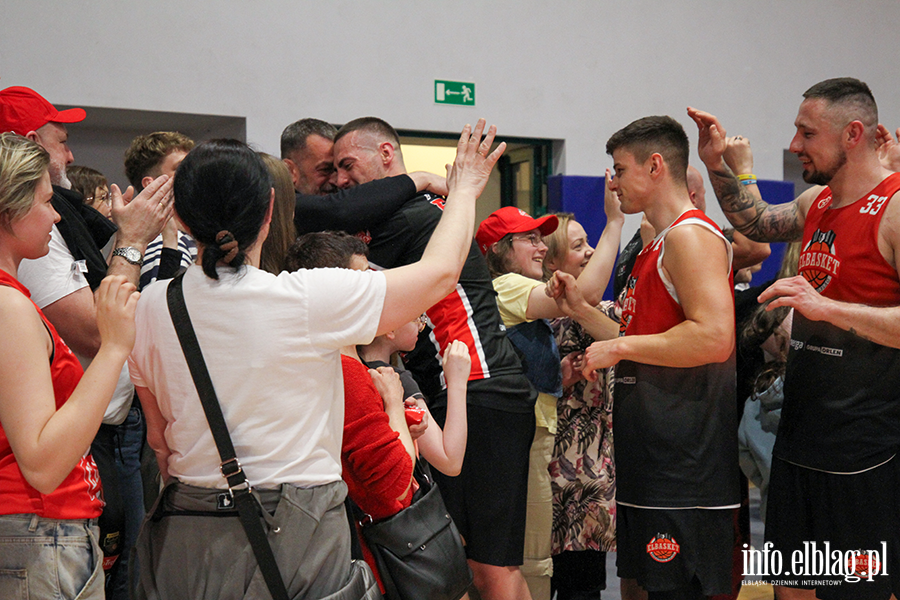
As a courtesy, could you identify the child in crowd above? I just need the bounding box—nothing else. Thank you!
[286,230,472,594]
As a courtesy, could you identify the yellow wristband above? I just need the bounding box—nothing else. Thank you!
[736,173,757,181]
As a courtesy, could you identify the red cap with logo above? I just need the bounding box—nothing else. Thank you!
[475,206,558,255]
[0,86,86,135]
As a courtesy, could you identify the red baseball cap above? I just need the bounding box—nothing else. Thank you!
[0,86,86,135]
[475,206,558,254]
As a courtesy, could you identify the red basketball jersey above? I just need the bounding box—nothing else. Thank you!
[798,172,900,304]
[779,173,900,471]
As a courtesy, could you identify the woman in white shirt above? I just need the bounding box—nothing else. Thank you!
[130,121,504,600]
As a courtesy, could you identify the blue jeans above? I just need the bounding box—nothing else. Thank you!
[111,403,147,600]
[92,402,147,600]
[0,513,104,599]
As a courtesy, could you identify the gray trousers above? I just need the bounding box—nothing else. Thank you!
[135,479,379,600]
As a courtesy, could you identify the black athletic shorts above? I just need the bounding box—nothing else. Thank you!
[765,456,900,600]
[616,504,736,596]
[430,404,535,566]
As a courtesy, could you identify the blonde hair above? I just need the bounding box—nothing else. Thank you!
[542,212,575,281]
[259,153,298,274]
[0,133,50,233]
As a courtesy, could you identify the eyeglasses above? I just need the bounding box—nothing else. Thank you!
[85,191,111,205]
[416,314,429,332]
[510,232,544,247]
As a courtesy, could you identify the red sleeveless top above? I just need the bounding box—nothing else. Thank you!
[614,210,739,508]
[798,172,900,303]
[778,173,900,471]
[0,269,103,519]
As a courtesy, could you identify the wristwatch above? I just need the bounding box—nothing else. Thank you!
[112,246,143,265]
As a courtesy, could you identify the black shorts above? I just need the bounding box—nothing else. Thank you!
[616,504,736,596]
[430,404,535,566]
[765,456,900,600]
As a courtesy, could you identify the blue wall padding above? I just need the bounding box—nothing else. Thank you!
[546,175,797,299]
[547,175,616,300]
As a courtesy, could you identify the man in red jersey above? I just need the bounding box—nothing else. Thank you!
[689,77,900,600]
[574,115,739,600]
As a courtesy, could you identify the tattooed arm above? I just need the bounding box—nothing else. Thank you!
[687,107,817,243]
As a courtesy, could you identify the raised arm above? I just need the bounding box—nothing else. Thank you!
[294,171,447,235]
[876,124,900,173]
[416,340,470,476]
[688,107,810,243]
[377,120,505,335]
[527,169,625,320]
[582,224,734,378]
[108,175,174,284]
[0,276,138,494]
[41,176,170,359]
[720,137,772,269]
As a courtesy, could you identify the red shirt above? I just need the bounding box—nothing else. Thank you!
[614,210,739,507]
[341,355,414,591]
[341,356,414,519]
[778,173,900,471]
[0,270,103,519]
[799,172,900,304]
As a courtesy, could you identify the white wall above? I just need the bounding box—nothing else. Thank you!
[3,0,899,230]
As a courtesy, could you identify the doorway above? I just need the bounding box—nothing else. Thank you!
[398,130,555,226]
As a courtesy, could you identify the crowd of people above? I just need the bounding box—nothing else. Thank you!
[0,76,899,600]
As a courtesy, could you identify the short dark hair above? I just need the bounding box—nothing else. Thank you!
[67,165,108,202]
[124,131,195,190]
[606,116,689,186]
[280,118,337,159]
[334,117,400,148]
[803,77,878,132]
[285,231,368,271]
[173,139,272,280]
[484,234,516,279]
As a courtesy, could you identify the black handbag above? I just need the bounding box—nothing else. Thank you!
[356,460,472,600]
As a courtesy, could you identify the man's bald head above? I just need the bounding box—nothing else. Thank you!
[687,165,706,212]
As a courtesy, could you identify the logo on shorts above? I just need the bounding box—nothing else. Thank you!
[647,533,680,563]
[848,550,881,579]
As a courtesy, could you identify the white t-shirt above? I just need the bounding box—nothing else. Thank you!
[128,264,387,489]
[18,224,135,425]
[18,224,89,307]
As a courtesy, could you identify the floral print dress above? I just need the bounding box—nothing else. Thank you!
[549,301,618,554]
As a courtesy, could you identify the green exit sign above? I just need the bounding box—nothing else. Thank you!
[435,80,475,106]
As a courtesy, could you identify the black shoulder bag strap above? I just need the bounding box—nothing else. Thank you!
[166,274,290,600]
